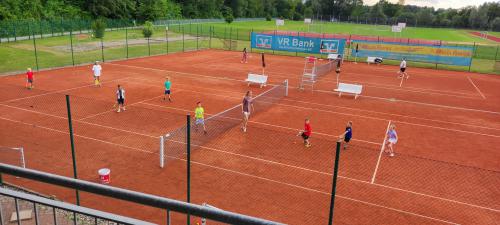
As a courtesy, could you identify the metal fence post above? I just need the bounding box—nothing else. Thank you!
[148,38,151,56]
[229,27,232,50]
[32,26,40,71]
[65,95,80,206]
[101,38,105,62]
[209,26,212,49]
[69,30,75,66]
[328,141,342,225]
[182,26,185,52]
[196,24,199,50]
[186,114,191,225]
[495,45,499,61]
[166,27,169,54]
[126,27,129,58]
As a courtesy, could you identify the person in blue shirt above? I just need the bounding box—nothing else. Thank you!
[339,121,352,149]
[164,77,172,102]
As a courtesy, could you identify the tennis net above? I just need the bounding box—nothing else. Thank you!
[313,60,335,79]
[159,80,289,167]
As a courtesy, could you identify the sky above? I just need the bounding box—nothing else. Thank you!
[364,0,498,9]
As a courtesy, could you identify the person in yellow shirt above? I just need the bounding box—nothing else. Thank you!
[194,102,207,134]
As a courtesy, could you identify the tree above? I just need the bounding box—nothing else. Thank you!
[136,0,181,21]
[304,7,313,19]
[416,8,435,27]
[91,18,106,38]
[369,3,387,24]
[490,17,500,31]
[222,6,234,23]
[142,21,154,38]
[85,0,135,19]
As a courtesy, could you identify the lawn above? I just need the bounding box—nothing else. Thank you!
[1,20,498,75]
[206,20,497,44]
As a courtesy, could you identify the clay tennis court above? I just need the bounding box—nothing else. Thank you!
[0,49,499,224]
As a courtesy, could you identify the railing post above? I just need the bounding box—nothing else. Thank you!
[182,27,185,52]
[328,140,342,225]
[186,114,191,225]
[65,95,80,206]
[166,26,169,54]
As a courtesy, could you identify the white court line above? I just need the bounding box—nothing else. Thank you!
[162,156,460,225]
[1,107,498,214]
[205,64,480,98]
[316,89,500,115]
[467,76,486,99]
[124,78,500,138]
[139,102,381,146]
[0,116,154,154]
[110,62,500,115]
[129,76,500,132]
[372,121,391,184]
[77,93,169,121]
[1,77,130,103]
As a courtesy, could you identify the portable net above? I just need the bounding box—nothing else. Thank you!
[160,80,289,167]
[0,146,25,168]
[313,60,335,79]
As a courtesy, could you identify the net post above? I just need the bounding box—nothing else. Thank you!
[284,79,289,97]
[65,95,80,206]
[160,136,165,168]
[328,140,342,225]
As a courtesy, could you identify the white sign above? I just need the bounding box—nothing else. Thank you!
[276,19,285,26]
[304,18,312,24]
[398,23,406,28]
[392,25,402,33]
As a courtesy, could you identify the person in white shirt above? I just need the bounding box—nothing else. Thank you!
[92,61,102,87]
[116,85,126,112]
[398,58,409,79]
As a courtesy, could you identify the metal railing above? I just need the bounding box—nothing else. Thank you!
[0,187,155,225]
[0,163,283,225]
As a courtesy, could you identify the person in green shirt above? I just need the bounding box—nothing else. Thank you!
[194,102,207,134]
[163,77,172,102]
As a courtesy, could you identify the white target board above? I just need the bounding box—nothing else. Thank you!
[398,23,407,28]
[276,19,285,26]
[392,25,403,33]
[304,18,312,24]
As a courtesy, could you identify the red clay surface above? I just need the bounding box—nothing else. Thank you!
[470,31,500,43]
[1,49,499,225]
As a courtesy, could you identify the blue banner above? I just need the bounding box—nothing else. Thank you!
[251,32,346,55]
[351,41,473,66]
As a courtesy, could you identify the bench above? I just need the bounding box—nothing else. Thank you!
[334,83,363,99]
[328,54,341,60]
[246,73,268,88]
[367,56,382,64]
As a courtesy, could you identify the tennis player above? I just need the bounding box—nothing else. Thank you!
[26,68,34,90]
[92,61,102,87]
[194,102,207,134]
[241,91,254,132]
[384,124,398,157]
[164,77,172,102]
[241,48,248,63]
[398,58,409,79]
[116,85,126,112]
[297,118,312,148]
[339,121,353,149]
[335,55,342,74]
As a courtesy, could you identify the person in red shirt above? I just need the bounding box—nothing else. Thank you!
[26,68,34,90]
[297,118,312,147]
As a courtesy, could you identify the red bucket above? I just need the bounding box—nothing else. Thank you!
[98,168,110,184]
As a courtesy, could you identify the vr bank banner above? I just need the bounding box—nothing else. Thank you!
[251,32,346,55]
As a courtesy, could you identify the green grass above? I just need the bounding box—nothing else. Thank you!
[1,21,499,75]
[209,20,497,44]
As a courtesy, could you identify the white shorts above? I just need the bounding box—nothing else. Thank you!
[195,118,205,125]
[243,111,250,119]
[388,138,397,144]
